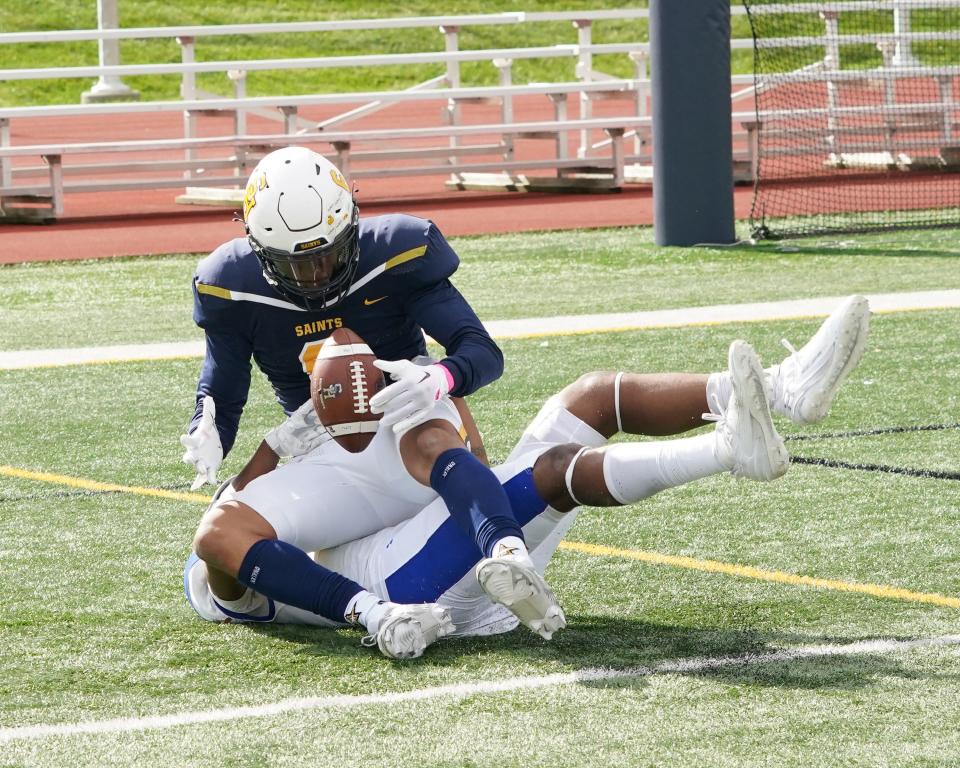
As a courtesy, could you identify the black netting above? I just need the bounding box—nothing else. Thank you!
[743,1,960,239]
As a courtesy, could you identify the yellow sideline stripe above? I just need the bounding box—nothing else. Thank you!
[558,540,960,609]
[4,464,958,609]
[0,466,210,504]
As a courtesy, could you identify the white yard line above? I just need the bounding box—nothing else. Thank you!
[2,633,959,743]
[1,289,958,371]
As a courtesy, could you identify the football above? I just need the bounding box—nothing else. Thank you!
[310,327,386,453]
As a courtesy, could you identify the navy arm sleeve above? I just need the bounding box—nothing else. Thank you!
[189,267,254,457]
[394,221,503,396]
[190,331,252,457]
[406,279,503,396]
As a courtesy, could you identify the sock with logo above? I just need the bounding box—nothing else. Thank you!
[429,447,527,559]
[237,539,364,624]
[344,592,395,633]
[488,535,532,563]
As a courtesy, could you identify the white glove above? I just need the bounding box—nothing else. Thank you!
[264,398,333,458]
[370,359,452,434]
[180,395,223,490]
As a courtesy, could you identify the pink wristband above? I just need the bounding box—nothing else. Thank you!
[436,363,455,393]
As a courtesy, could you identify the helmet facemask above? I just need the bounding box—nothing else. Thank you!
[242,147,361,311]
[249,203,360,310]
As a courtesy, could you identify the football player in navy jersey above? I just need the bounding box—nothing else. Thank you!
[181,147,499,470]
[183,147,555,656]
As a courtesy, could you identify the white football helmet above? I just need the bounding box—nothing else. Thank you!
[243,146,360,309]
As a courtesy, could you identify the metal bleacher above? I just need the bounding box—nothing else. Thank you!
[0,9,654,222]
[1,4,956,223]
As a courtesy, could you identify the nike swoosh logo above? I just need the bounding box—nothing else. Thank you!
[364,296,388,306]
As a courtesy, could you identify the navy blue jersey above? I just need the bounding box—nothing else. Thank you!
[190,214,503,454]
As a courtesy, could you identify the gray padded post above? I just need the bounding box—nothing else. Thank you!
[650,0,735,246]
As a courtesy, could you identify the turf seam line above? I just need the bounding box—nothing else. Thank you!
[789,455,960,481]
[3,634,959,743]
[785,423,960,441]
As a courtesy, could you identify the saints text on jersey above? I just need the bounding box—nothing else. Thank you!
[295,318,343,337]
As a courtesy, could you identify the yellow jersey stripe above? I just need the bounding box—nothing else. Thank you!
[196,283,304,311]
[195,283,232,300]
[385,245,428,270]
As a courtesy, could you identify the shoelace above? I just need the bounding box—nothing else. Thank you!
[701,390,726,422]
[777,338,801,410]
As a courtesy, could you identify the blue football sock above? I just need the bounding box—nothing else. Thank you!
[429,447,524,558]
[237,539,364,623]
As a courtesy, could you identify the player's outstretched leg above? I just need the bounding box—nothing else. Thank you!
[475,545,566,640]
[768,294,870,424]
[362,603,456,660]
[713,340,790,481]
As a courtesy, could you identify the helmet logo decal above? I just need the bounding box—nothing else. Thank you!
[330,169,350,193]
[243,172,268,221]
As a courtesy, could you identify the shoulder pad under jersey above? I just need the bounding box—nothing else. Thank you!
[193,238,299,329]
[352,214,459,296]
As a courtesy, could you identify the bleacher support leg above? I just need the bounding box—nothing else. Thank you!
[650,0,734,246]
[0,119,10,189]
[46,154,64,218]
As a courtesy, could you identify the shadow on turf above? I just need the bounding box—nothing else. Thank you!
[248,616,928,691]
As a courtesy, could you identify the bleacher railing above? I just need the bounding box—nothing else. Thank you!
[1,4,957,225]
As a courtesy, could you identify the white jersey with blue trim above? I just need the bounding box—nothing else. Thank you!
[183,401,608,637]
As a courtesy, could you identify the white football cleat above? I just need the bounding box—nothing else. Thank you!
[713,340,790,482]
[476,554,566,640]
[769,295,870,424]
[362,603,455,660]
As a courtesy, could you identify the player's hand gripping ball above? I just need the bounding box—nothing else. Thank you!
[310,328,386,453]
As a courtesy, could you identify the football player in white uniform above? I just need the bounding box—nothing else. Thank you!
[185,296,871,655]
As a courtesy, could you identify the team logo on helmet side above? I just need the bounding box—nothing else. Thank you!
[330,169,350,193]
[243,172,268,220]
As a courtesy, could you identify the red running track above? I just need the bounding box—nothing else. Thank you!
[0,187,758,264]
[0,96,758,263]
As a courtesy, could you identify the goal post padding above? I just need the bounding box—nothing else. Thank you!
[650,0,735,246]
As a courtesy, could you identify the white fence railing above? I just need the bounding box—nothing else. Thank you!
[0,9,657,219]
[0,3,958,221]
